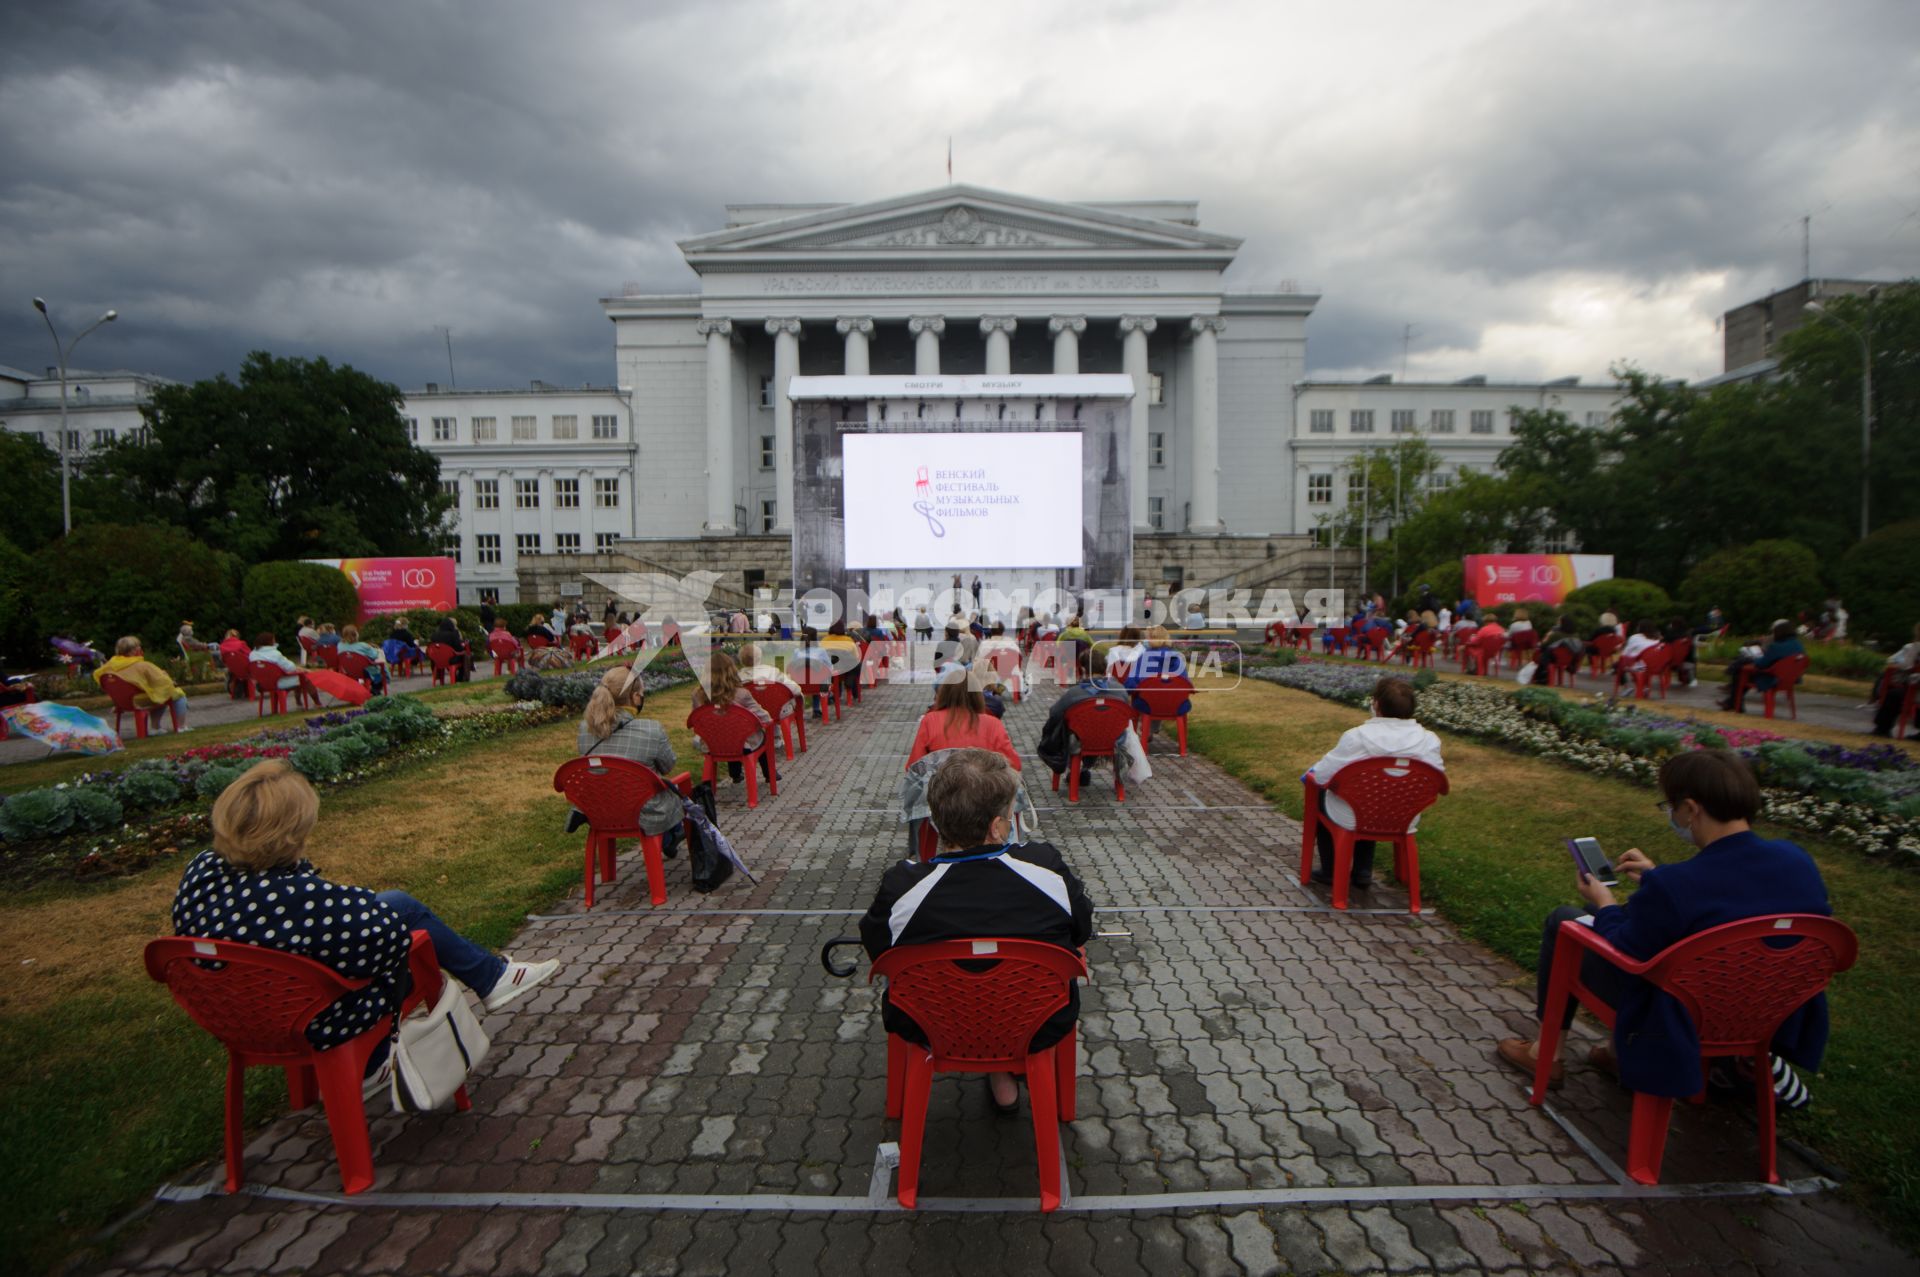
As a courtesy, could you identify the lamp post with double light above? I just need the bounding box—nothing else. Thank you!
[1803,299,1873,541]
[31,297,118,536]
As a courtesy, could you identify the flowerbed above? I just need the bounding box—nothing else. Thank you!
[504,664,691,710]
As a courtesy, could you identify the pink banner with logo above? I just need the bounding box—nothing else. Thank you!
[1463,554,1613,605]
[307,557,458,620]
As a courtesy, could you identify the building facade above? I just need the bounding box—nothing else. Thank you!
[0,363,171,456]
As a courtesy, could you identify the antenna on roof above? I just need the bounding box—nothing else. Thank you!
[1401,324,1420,379]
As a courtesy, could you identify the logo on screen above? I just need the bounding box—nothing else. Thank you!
[911,465,946,538]
[402,567,438,589]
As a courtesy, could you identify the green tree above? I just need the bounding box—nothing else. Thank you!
[0,534,37,664]
[31,524,242,653]
[87,352,453,562]
[1563,578,1673,625]
[0,431,63,553]
[242,561,362,637]
[1835,519,1920,644]
[1678,539,1825,633]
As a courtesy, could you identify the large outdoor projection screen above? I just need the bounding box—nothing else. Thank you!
[841,432,1084,570]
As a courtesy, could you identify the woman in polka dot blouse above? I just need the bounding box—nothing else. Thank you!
[172,762,559,1087]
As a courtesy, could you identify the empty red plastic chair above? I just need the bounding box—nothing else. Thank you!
[687,702,779,807]
[1508,630,1538,671]
[337,652,386,696]
[1732,654,1809,720]
[1531,914,1856,1184]
[488,635,523,677]
[248,660,314,717]
[426,643,458,687]
[746,680,803,759]
[1050,698,1134,803]
[1299,756,1448,912]
[1628,643,1674,700]
[1587,632,1623,676]
[871,938,1087,1211]
[1131,673,1194,756]
[552,756,694,908]
[99,673,173,738]
[143,929,467,1195]
[568,632,594,661]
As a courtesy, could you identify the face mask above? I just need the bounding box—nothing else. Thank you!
[1668,809,1694,845]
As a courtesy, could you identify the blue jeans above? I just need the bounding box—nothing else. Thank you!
[375,890,507,998]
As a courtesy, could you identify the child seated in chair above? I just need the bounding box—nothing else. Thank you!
[859,749,1094,1115]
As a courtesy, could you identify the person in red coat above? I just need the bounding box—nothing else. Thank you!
[907,675,1021,772]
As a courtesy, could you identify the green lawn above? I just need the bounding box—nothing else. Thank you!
[1189,678,1920,1247]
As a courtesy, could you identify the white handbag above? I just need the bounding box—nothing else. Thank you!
[391,977,490,1112]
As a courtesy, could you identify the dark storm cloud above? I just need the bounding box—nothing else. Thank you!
[1,0,1914,391]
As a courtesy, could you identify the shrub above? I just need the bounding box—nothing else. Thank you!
[195,765,247,800]
[358,615,396,644]
[243,561,362,637]
[290,742,345,782]
[116,770,183,811]
[1678,540,1824,635]
[1563,579,1673,628]
[1836,519,1920,645]
[494,603,541,635]
[67,788,124,833]
[1394,562,1464,617]
[30,523,242,656]
[0,533,37,666]
[330,732,377,767]
[0,789,75,841]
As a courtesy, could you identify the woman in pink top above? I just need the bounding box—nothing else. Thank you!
[906,678,1021,771]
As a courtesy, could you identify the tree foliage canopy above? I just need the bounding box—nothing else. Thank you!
[242,561,362,637]
[1677,540,1826,633]
[30,523,242,654]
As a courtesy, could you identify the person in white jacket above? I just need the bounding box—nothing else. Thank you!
[1305,677,1445,891]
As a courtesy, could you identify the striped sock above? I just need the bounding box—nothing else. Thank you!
[1772,1055,1811,1109]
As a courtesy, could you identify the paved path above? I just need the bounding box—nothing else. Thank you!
[95,679,1915,1276]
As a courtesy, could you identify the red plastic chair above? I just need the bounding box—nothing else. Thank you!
[1662,636,1693,694]
[527,633,552,650]
[746,680,803,759]
[488,635,523,677]
[426,643,458,687]
[1464,634,1505,676]
[1531,914,1857,1185]
[1299,757,1449,912]
[1324,626,1350,655]
[248,660,314,717]
[1732,654,1809,720]
[298,635,321,666]
[551,756,695,908]
[0,684,37,739]
[1896,679,1919,739]
[984,646,1025,701]
[99,673,173,738]
[1131,673,1194,756]
[221,649,255,701]
[316,645,344,673]
[1628,643,1674,700]
[1406,630,1438,668]
[337,652,386,696]
[687,702,779,807]
[603,625,623,652]
[1587,633,1623,676]
[1264,621,1289,648]
[871,939,1087,1211]
[568,632,594,661]
[794,666,843,723]
[143,929,466,1195]
[1362,629,1390,662]
[1548,644,1578,687]
[1050,697,1134,803]
[1508,630,1538,671]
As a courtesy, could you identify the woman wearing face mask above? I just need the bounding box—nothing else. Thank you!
[1496,750,1833,1106]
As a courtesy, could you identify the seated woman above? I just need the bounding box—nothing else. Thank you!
[384,621,425,669]
[250,632,302,691]
[573,666,682,854]
[860,748,1094,1113]
[1871,622,1920,738]
[1496,750,1830,1106]
[738,641,802,717]
[99,636,191,730]
[1610,619,1662,694]
[316,622,342,651]
[429,616,475,682]
[1038,644,1135,788]
[217,628,252,697]
[822,620,863,703]
[336,625,389,692]
[172,762,557,1095]
[907,672,1022,772]
[1717,620,1806,713]
[1528,617,1586,685]
[523,613,557,645]
[690,650,774,784]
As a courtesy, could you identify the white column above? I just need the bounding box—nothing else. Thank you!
[536,466,555,552]
[909,316,944,375]
[1188,315,1226,533]
[1119,315,1157,532]
[980,316,1017,375]
[1049,315,1085,375]
[766,318,802,533]
[837,316,873,376]
[697,318,736,533]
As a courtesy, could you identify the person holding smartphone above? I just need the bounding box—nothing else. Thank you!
[1495,750,1832,1103]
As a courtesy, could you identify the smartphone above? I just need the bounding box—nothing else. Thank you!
[1566,837,1618,886]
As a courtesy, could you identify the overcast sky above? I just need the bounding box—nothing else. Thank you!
[3,0,1915,392]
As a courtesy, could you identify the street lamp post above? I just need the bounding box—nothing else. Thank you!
[31,297,119,536]
[1804,300,1873,541]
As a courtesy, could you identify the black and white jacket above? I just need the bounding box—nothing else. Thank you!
[859,840,1095,1051]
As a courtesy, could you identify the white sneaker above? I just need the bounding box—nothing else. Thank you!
[362,1057,393,1104]
[484,958,560,1012]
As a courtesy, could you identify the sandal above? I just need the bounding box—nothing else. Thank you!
[1496,1037,1562,1089]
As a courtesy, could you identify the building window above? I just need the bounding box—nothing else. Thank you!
[1507,409,1523,431]
[1427,470,1454,491]
[555,477,580,508]
[556,532,581,555]
[440,479,459,502]
[760,435,775,469]
[1149,432,1166,467]
[1306,474,1333,505]
[24,431,44,446]
[1311,526,1331,548]
[1148,372,1164,406]
[543,415,568,441]
[443,537,461,565]
[476,534,501,565]
[1347,470,1367,500]
[514,478,539,509]
[1349,410,1374,433]
[1309,409,1334,433]
[1470,409,1494,434]
[1430,409,1455,433]
[432,417,456,442]
[592,414,619,440]
[760,499,776,533]
[1586,410,1608,428]
[405,417,418,441]
[92,428,115,448]
[1148,495,1165,529]
[472,416,497,442]
[63,429,82,453]
[516,533,540,556]
[594,476,620,508]
[595,533,618,552]
[759,376,772,409]
[475,479,499,510]
[1390,409,1415,434]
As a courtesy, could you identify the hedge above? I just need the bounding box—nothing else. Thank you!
[1563,578,1674,627]
[30,523,242,656]
[1678,540,1825,635]
[1837,520,1920,645]
[242,561,362,638]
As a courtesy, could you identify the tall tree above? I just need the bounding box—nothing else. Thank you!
[85,352,453,561]
[0,431,63,552]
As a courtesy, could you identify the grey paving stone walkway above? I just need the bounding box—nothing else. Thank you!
[95,677,1915,1275]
